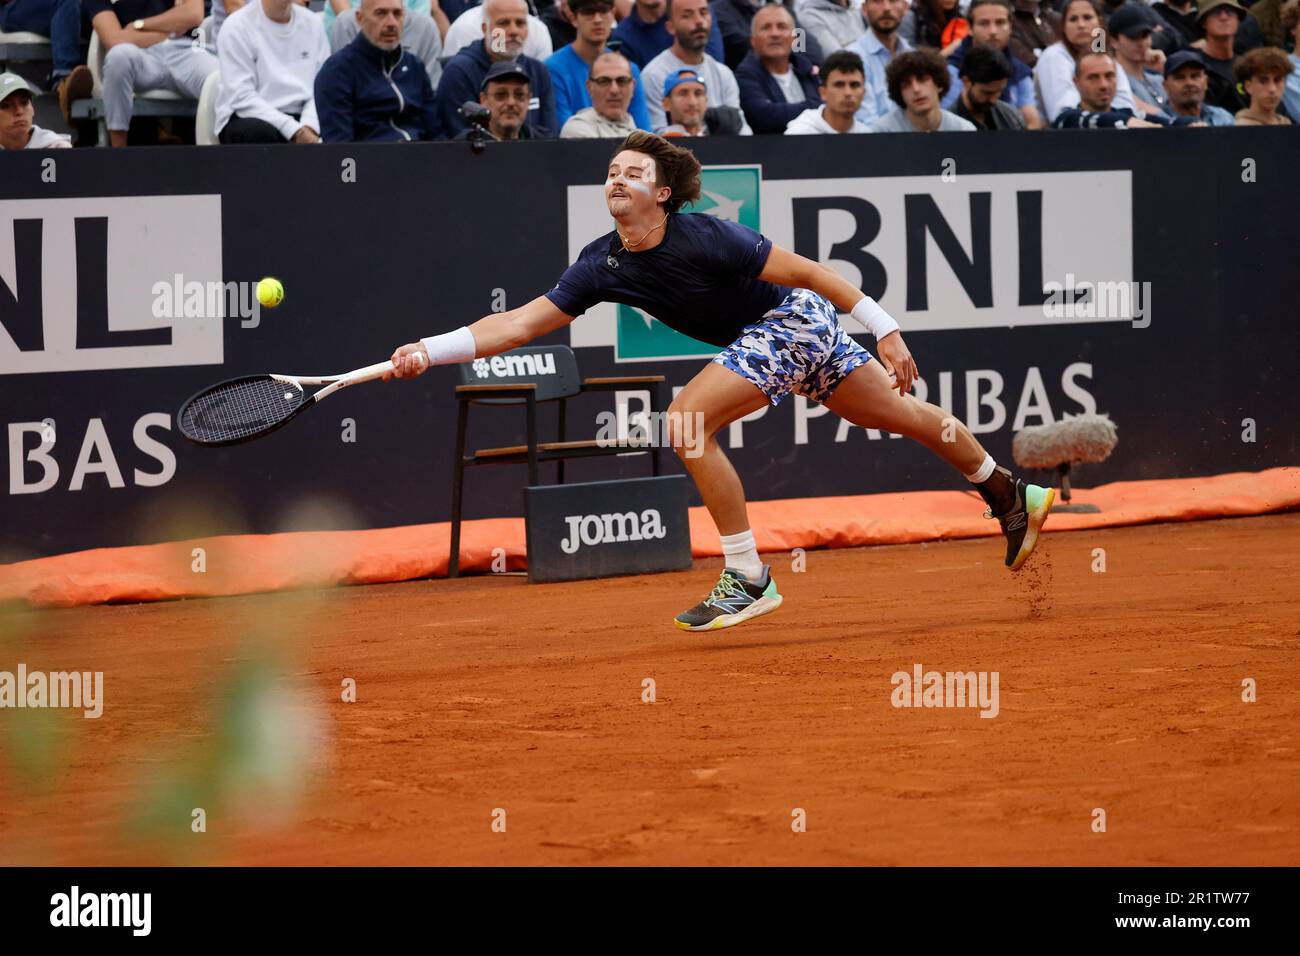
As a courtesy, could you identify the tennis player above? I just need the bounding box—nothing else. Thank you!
[387,131,1053,631]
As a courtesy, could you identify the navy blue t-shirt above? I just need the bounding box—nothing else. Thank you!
[545,214,791,348]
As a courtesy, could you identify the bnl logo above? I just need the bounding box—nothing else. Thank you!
[2,217,172,355]
[1,196,223,374]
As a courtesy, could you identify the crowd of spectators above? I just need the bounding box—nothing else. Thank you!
[0,0,1295,147]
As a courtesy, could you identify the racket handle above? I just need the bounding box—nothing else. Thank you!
[339,360,396,386]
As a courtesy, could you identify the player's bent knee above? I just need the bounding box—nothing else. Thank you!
[663,403,711,459]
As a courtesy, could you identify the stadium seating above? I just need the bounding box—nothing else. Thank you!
[72,24,204,144]
[0,29,50,70]
[195,70,221,145]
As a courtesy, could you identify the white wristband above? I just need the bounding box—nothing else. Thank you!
[851,296,900,341]
[419,326,477,366]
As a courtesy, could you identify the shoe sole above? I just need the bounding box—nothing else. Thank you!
[1008,487,1055,571]
[674,593,783,632]
[59,67,93,122]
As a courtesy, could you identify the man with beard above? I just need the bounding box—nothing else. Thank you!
[951,44,1027,129]
[315,0,441,141]
[850,0,913,124]
[609,0,726,68]
[642,0,751,131]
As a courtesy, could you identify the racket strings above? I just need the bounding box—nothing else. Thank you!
[180,377,305,444]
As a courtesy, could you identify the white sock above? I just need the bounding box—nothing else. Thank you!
[719,530,763,583]
[964,453,996,484]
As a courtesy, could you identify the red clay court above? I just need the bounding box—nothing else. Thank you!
[2,508,1296,866]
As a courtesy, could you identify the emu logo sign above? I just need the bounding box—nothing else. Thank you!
[472,353,557,378]
[560,509,667,554]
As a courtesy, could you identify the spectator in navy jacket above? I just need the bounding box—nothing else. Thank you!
[610,0,726,69]
[711,0,822,70]
[736,4,822,133]
[435,0,557,135]
[315,0,440,142]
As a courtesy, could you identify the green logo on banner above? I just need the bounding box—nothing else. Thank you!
[615,165,762,362]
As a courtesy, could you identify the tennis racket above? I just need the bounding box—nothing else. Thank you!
[177,356,418,447]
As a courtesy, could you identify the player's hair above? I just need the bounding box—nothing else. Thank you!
[960,44,1014,83]
[820,50,865,84]
[613,131,702,214]
[1234,46,1295,84]
[885,49,952,107]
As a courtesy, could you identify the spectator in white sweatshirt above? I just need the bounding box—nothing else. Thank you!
[216,0,332,143]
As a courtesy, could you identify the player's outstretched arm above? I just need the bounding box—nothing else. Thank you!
[759,245,919,396]
[385,296,576,380]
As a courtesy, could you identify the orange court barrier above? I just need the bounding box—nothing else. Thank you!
[2,467,1296,609]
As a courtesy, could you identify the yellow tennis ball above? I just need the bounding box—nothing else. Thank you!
[256,277,284,309]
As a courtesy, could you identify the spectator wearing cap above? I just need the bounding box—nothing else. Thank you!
[314,0,440,142]
[328,0,445,90]
[798,0,868,62]
[1198,0,1251,112]
[1052,50,1192,126]
[736,3,822,134]
[657,66,745,134]
[545,0,652,129]
[1283,3,1300,122]
[1233,46,1294,124]
[952,44,1027,129]
[1108,4,1172,119]
[609,0,726,70]
[560,49,640,135]
[851,0,915,125]
[458,59,550,137]
[785,49,871,132]
[1034,0,1138,122]
[1008,0,1060,70]
[642,0,752,132]
[1,0,84,108]
[942,0,1042,128]
[867,47,976,130]
[1163,49,1234,125]
[215,0,331,144]
[0,72,71,149]
[77,0,218,147]
[436,0,557,135]
[1150,0,1199,50]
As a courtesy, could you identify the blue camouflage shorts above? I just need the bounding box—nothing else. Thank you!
[712,288,873,406]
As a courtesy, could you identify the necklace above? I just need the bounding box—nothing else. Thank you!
[618,215,668,251]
